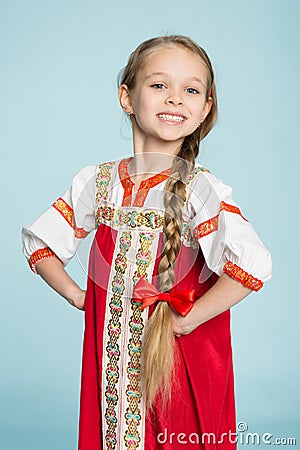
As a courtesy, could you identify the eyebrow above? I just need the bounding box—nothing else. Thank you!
[190,76,206,87]
[145,72,206,87]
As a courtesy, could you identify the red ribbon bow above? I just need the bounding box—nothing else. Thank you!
[133,278,196,317]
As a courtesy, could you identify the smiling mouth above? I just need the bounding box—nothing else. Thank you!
[157,113,186,123]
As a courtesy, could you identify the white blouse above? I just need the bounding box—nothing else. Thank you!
[187,170,272,289]
[22,158,272,291]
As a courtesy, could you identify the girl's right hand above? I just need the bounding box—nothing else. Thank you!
[35,256,87,310]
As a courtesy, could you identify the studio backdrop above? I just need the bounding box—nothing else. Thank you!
[0,0,299,449]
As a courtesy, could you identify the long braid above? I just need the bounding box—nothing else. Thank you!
[141,142,197,410]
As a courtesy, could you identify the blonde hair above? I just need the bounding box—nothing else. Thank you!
[119,35,218,410]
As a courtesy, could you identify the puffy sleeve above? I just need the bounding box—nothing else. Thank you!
[188,169,272,291]
[22,165,97,273]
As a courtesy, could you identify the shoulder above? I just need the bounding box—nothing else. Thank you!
[187,164,233,211]
[187,163,219,192]
[96,160,118,171]
[75,164,98,178]
[188,163,231,190]
[95,160,118,182]
[186,162,210,183]
[194,162,211,174]
[70,165,99,192]
[77,159,118,175]
[74,160,118,184]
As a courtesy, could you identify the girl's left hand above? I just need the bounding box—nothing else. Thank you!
[171,309,199,337]
[68,288,86,310]
[171,273,253,337]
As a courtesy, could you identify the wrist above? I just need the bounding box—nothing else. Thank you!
[66,286,85,309]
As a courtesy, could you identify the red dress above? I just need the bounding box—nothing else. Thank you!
[22,157,272,450]
[79,225,236,450]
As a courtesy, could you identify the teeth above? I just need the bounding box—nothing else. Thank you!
[158,114,185,122]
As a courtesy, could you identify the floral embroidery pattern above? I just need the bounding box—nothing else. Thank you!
[182,222,197,248]
[96,204,196,248]
[124,231,155,449]
[96,204,164,230]
[29,247,56,272]
[133,232,155,286]
[194,201,247,240]
[52,198,89,238]
[187,164,210,183]
[96,161,115,203]
[223,261,263,291]
[104,231,132,450]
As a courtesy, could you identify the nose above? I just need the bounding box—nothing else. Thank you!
[165,90,184,106]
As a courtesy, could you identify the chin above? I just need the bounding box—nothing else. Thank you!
[156,131,186,141]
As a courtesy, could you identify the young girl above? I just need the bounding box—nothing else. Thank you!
[22,35,272,450]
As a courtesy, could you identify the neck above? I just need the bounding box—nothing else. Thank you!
[128,152,176,178]
[131,127,184,177]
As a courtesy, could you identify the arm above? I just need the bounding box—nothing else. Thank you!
[22,165,97,309]
[35,255,86,310]
[172,272,251,336]
[176,170,272,336]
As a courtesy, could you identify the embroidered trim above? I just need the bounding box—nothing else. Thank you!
[119,158,171,207]
[96,204,164,229]
[194,216,219,239]
[52,198,89,238]
[187,164,210,184]
[223,261,263,291]
[104,231,132,450]
[194,201,247,239]
[133,232,156,288]
[182,222,198,248]
[219,201,248,221]
[29,247,56,272]
[96,204,196,248]
[119,158,134,206]
[96,161,115,204]
[133,172,171,207]
[124,232,155,449]
[116,159,209,208]
[52,198,73,226]
[119,160,207,208]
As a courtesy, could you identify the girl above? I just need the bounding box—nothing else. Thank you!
[22,35,272,450]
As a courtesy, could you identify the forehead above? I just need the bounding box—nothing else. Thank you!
[139,45,208,81]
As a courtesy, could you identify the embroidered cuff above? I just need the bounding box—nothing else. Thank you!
[29,247,56,273]
[223,261,263,292]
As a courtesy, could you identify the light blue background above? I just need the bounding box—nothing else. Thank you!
[1,0,299,449]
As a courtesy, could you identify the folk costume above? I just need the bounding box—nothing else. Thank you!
[22,157,272,450]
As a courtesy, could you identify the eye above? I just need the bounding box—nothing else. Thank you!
[151,83,166,89]
[186,88,199,94]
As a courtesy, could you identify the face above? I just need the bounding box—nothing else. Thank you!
[119,45,212,152]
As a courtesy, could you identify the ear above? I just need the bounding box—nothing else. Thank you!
[118,84,133,114]
[200,97,213,123]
